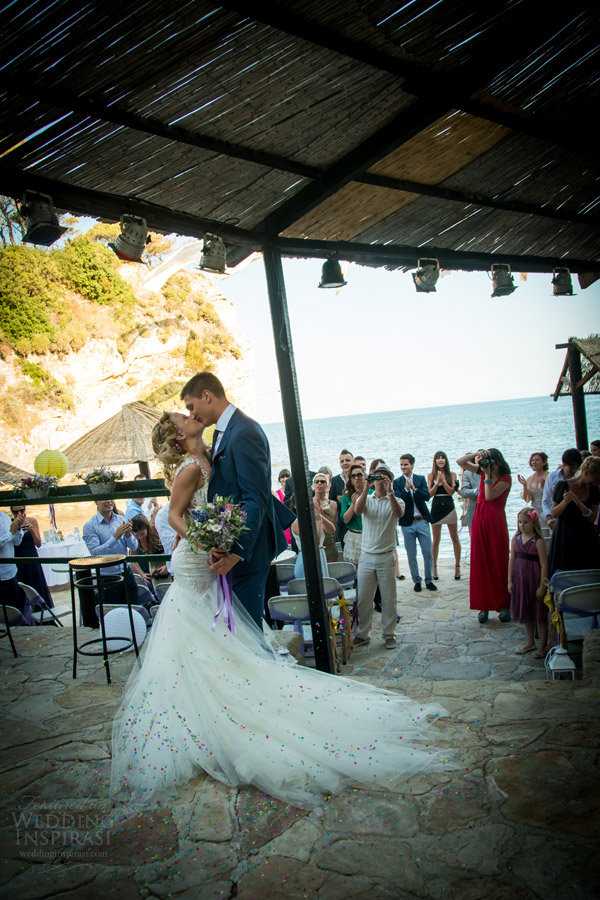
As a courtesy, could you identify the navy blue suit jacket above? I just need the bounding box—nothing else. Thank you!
[393,474,432,526]
[208,408,292,576]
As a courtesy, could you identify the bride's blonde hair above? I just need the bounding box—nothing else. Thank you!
[152,412,186,487]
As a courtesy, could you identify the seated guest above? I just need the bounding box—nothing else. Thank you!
[548,455,600,576]
[130,514,169,584]
[11,504,53,607]
[81,499,140,627]
[542,448,582,533]
[0,508,34,623]
[154,502,176,577]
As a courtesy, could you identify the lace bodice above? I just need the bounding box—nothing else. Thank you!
[174,456,209,510]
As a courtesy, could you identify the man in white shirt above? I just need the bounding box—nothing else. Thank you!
[542,448,582,531]
[353,464,405,650]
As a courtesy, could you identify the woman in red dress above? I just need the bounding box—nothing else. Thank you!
[457,448,512,624]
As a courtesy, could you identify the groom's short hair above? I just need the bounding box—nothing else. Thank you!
[181,372,226,399]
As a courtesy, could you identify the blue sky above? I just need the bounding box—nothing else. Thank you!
[224,257,600,423]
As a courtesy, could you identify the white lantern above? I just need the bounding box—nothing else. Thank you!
[544,646,576,680]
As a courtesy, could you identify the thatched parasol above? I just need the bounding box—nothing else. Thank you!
[62,401,163,473]
[0,459,32,486]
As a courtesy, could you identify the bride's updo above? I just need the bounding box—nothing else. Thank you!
[152,413,185,487]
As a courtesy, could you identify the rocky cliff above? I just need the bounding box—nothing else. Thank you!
[0,260,255,474]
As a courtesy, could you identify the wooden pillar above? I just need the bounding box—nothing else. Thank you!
[567,343,588,450]
[137,460,150,478]
[262,247,335,674]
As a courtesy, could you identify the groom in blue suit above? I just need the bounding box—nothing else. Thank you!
[181,372,293,626]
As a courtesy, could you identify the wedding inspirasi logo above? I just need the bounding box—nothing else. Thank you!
[11,797,112,860]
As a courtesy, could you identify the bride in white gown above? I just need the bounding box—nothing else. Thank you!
[111,412,452,810]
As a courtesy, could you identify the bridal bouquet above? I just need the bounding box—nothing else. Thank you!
[186,496,248,637]
[186,496,248,554]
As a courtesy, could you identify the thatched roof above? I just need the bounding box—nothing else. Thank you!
[1,1,598,275]
[0,460,32,486]
[553,337,600,400]
[61,402,162,471]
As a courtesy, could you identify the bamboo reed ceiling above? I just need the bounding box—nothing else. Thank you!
[1,0,599,273]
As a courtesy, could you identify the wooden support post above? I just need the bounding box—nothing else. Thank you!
[137,460,151,478]
[262,247,335,674]
[567,343,588,450]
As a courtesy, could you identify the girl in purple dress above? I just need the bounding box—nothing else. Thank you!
[508,508,548,658]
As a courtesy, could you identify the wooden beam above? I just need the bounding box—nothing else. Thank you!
[217,1,598,158]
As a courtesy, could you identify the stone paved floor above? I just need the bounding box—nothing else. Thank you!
[1,559,599,900]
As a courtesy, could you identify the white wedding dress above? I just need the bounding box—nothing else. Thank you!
[111,458,452,810]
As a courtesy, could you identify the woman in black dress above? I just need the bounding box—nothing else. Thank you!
[548,456,600,576]
[10,504,53,607]
[427,451,461,580]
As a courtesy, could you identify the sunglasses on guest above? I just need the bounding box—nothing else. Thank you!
[313,479,328,485]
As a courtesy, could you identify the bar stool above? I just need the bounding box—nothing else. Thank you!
[69,554,140,685]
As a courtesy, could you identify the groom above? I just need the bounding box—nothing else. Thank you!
[181,372,293,626]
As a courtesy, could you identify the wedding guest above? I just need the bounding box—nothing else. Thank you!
[518,451,550,539]
[457,448,512,624]
[548,455,600,575]
[126,476,160,523]
[394,454,436,592]
[11,504,53,607]
[0,508,34,623]
[329,449,354,545]
[461,466,480,535]
[291,491,334,580]
[130,514,169,583]
[370,458,405,578]
[353,464,405,650]
[427,451,461,580]
[154,501,176,577]
[591,440,600,457]
[273,469,292,545]
[313,472,338,562]
[354,456,367,470]
[542,448,582,532]
[81,499,139,626]
[340,463,368,566]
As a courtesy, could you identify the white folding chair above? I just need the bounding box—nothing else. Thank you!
[153,582,172,602]
[275,563,296,593]
[558,583,600,645]
[19,582,71,627]
[1,604,28,656]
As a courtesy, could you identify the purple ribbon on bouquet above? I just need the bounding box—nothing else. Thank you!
[212,571,236,635]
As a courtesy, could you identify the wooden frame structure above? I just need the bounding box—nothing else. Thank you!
[2,1,600,671]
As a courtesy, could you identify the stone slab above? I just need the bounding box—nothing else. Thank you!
[314,838,426,896]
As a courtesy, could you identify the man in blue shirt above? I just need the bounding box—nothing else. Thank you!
[80,499,140,627]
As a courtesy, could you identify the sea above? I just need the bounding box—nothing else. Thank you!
[264,394,600,559]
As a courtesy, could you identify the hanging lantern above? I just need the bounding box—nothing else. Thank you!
[34,449,69,480]
[198,235,227,273]
[491,263,517,298]
[319,256,347,289]
[551,267,575,296]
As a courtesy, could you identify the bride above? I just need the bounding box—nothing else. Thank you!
[111,412,452,810]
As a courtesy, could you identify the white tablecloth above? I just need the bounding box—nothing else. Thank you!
[40,538,90,586]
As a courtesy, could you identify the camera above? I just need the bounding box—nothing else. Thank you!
[367,474,383,483]
[479,457,495,469]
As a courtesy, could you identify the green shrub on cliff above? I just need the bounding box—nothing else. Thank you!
[53,237,135,307]
[0,245,59,350]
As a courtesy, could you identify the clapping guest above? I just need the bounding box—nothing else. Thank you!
[518,452,550,539]
[340,463,367,566]
[314,472,338,562]
[541,448,582,532]
[548,455,600,576]
[427,451,461,580]
[371,458,404,578]
[457,448,512,624]
[291,491,335,580]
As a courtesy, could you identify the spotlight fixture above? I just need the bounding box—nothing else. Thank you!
[109,215,149,262]
[318,256,347,289]
[552,267,575,296]
[491,263,517,298]
[20,191,67,246]
[412,258,440,293]
[198,234,227,273]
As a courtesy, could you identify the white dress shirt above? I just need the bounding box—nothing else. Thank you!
[0,511,23,581]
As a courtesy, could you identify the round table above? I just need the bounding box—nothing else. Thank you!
[41,538,90,586]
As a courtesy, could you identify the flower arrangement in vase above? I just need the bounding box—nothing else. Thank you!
[78,467,125,493]
[16,474,58,498]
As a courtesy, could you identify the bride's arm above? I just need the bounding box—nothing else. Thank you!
[168,462,205,539]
